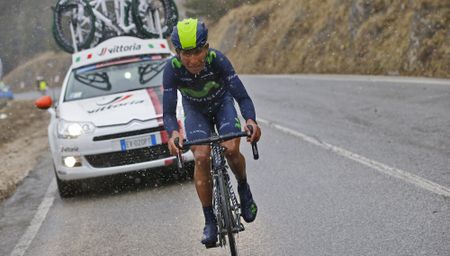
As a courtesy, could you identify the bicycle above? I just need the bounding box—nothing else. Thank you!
[52,0,178,53]
[175,125,259,256]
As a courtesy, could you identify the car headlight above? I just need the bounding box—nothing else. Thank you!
[58,119,95,139]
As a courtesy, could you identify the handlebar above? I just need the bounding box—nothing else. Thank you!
[174,125,259,169]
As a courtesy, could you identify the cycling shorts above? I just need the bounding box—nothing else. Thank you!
[183,96,242,141]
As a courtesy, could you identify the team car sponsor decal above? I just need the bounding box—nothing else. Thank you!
[98,43,142,56]
[61,146,79,153]
[97,94,133,106]
[87,94,145,114]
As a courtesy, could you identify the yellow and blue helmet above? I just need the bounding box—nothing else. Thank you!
[171,18,208,51]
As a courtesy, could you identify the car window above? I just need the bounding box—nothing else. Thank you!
[64,57,166,102]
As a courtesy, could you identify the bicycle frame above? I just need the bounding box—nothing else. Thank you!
[88,0,136,34]
[210,137,243,247]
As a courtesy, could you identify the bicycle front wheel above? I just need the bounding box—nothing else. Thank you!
[218,172,238,256]
[53,0,96,53]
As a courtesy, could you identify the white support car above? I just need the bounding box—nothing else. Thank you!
[36,36,194,197]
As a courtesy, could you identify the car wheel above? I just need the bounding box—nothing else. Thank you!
[54,167,80,198]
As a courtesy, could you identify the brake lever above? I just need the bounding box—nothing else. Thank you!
[246,125,259,160]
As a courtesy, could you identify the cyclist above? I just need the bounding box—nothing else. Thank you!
[163,18,261,246]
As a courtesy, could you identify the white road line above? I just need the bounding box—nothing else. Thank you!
[10,179,57,256]
[258,118,450,198]
[244,74,450,85]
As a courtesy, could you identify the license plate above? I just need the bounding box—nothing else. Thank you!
[120,134,157,151]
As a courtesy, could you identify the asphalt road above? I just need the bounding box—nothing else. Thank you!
[1,75,449,256]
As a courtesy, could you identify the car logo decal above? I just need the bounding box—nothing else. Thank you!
[99,48,108,56]
[97,94,132,106]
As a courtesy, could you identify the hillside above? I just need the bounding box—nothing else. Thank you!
[0,0,58,75]
[208,0,449,78]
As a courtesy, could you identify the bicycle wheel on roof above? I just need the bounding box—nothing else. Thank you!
[131,0,178,38]
[52,0,96,53]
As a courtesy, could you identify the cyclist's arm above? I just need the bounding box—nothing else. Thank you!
[215,51,261,142]
[162,61,180,136]
[215,51,256,123]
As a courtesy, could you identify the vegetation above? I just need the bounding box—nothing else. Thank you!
[183,0,262,22]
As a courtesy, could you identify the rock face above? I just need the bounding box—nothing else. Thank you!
[208,0,449,78]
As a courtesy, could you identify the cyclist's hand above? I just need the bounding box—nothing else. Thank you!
[168,131,183,156]
[245,119,261,143]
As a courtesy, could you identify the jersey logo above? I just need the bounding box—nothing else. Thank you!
[171,57,182,68]
[206,50,216,64]
[179,81,220,98]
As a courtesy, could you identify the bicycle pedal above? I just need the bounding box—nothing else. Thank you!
[239,223,245,231]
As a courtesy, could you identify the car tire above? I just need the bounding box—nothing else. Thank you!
[54,168,80,198]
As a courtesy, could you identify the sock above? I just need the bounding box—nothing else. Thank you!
[237,177,248,189]
[203,206,216,224]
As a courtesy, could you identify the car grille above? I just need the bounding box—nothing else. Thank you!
[93,126,165,141]
[85,144,171,168]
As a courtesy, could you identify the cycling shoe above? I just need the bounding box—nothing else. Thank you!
[238,183,258,223]
[201,223,218,245]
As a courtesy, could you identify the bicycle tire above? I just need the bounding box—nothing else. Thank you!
[131,0,178,38]
[218,170,238,256]
[53,0,96,53]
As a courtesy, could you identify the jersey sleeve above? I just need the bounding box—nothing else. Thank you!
[162,59,179,136]
[215,51,256,121]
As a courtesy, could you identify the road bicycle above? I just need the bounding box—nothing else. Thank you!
[175,125,259,256]
[52,0,178,53]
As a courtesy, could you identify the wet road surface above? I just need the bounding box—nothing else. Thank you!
[1,75,449,256]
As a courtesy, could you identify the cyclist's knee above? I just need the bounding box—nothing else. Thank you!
[192,146,210,168]
[224,139,241,159]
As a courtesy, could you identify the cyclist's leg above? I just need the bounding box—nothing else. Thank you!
[215,96,246,179]
[184,103,212,206]
[184,103,217,244]
[216,96,258,223]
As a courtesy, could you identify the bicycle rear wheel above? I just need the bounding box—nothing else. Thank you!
[131,0,177,38]
[53,0,96,53]
[218,171,238,256]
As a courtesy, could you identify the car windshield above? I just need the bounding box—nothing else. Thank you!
[64,56,167,101]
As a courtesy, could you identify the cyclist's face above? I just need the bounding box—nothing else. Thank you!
[179,45,208,75]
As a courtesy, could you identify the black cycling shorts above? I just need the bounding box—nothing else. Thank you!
[183,96,241,141]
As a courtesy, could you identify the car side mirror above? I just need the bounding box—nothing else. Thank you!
[35,95,53,110]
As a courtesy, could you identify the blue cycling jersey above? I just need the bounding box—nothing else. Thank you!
[162,49,256,135]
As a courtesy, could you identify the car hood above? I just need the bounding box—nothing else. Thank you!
[59,88,164,127]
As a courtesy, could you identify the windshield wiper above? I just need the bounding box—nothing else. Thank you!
[139,61,166,85]
[74,72,112,91]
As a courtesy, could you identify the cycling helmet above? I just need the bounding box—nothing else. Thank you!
[171,18,208,51]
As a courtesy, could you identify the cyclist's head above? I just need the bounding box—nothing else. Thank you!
[171,18,209,75]
[171,18,208,53]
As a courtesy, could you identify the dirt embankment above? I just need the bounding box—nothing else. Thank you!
[208,0,449,78]
[0,100,50,201]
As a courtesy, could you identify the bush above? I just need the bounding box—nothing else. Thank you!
[183,0,262,22]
